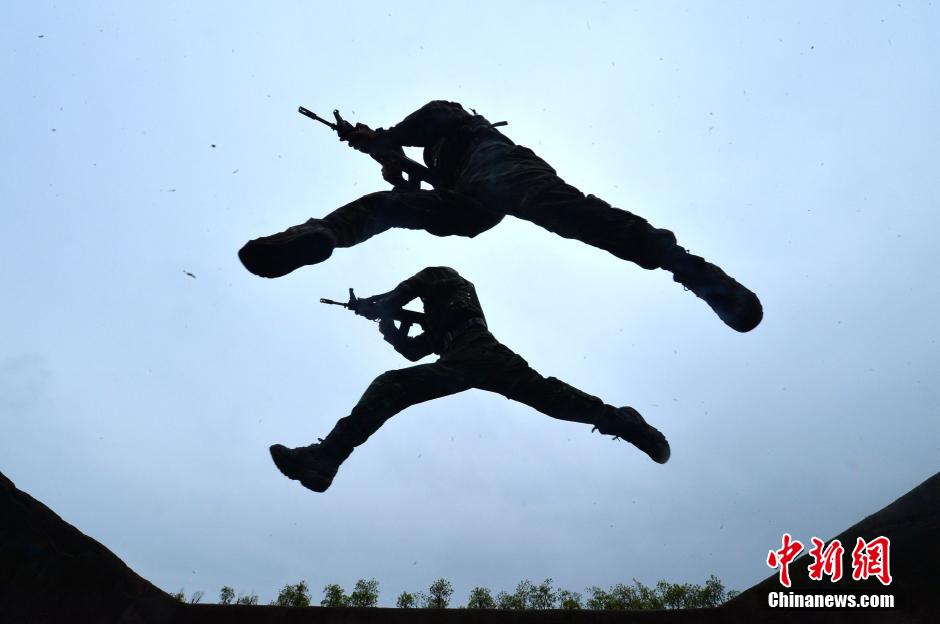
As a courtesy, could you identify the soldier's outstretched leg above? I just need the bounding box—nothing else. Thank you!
[450,334,670,463]
[515,182,762,332]
[270,362,471,492]
[239,190,503,278]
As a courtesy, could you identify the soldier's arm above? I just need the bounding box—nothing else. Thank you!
[359,266,461,317]
[379,319,434,361]
[375,101,468,148]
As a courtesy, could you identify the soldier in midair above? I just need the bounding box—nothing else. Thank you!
[269,266,670,493]
[239,101,762,332]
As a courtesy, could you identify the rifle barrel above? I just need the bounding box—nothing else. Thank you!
[298,106,337,130]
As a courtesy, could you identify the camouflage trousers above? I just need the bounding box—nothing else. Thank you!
[325,329,615,455]
[318,141,680,270]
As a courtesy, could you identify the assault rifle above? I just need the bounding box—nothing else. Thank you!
[320,288,426,332]
[298,106,440,191]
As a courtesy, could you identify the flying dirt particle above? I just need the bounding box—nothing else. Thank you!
[211,144,216,148]
[183,270,196,279]
[51,128,56,132]
[232,169,239,174]
[38,34,44,38]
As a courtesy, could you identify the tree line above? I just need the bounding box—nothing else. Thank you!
[173,574,739,610]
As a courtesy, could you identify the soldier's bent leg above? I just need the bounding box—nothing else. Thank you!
[239,190,502,278]
[517,182,762,332]
[322,190,503,248]
[270,363,470,492]
[458,338,670,463]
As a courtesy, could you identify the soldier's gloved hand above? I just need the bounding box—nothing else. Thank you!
[378,318,402,344]
[342,124,378,153]
[381,162,407,187]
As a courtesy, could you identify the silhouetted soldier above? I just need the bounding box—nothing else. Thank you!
[239,101,762,332]
[269,266,670,493]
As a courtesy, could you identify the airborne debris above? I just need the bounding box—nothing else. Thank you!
[183,270,196,279]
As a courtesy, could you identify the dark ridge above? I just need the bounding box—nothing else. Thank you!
[0,471,175,623]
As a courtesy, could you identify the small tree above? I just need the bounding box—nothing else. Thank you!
[235,592,259,605]
[696,574,738,607]
[348,578,380,607]
[171,589,203,604]
[467,586,496,609]
[631,580,664,609]
[529,579,557,609]
[219,586,235,605]
[426,578,454,608]
[272,581,311,607]
[558,589,582,609]
[396,591,416,608]
[495,590,520,609]
[585,586,608,610]
[320,583,348,607]
[512,579,535,609]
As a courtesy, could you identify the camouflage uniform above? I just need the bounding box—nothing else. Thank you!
[269,267,669,493]
[240,101,762,332]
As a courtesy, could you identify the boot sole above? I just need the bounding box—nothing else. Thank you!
[239,228,335,278]
[673,264,763,332]
[597,408,671,464]
[269,445,333,493]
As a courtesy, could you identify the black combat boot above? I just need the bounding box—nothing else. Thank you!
[269,438,352,493]
[594,406,671,464]
[665,251,763,333]
[239,219,337,278]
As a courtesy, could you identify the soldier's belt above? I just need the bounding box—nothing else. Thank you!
[441,317,488,350]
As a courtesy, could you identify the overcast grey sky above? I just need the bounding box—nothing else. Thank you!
[2,0,938,606]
